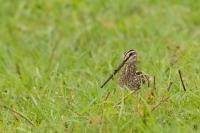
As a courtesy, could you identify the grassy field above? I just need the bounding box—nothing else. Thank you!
[0,0,200,132]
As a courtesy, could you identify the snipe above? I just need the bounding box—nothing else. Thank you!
[101,49,150,90]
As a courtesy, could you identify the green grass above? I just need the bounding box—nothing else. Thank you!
[0,0,200,132]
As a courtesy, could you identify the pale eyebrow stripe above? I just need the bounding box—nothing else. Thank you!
[125,49,136,56]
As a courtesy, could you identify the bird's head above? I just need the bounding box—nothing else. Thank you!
[124,49,137,64]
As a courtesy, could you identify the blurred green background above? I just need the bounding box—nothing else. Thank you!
[0,0,200,132]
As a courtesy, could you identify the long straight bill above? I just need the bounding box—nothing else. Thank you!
[100,55,131,88]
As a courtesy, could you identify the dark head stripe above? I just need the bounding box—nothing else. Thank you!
[124,49,136,56]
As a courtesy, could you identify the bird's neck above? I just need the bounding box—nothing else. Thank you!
[122,63,136,74]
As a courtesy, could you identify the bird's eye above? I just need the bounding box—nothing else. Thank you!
[129,53,133,56]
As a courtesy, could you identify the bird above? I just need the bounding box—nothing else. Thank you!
[118,49,150,90]
[100,49,150,90]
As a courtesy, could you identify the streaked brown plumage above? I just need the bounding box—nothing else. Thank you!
[118,50,149,90]
[100,49,149,89]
